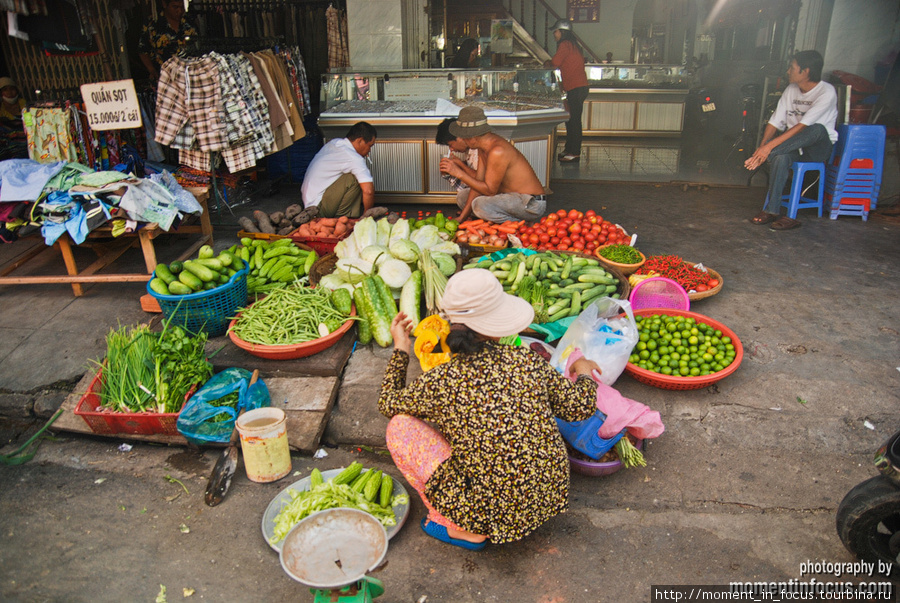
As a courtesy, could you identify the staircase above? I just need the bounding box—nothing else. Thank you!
[499,0,602,63]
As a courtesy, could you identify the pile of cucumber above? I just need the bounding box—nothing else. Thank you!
[464,251,623,323]
[149,245,244,296]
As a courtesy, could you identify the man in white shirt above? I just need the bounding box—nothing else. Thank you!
[301,122,376,218]
[746,50,838,230]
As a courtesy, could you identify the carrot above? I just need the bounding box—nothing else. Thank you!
[482,226,498,235]
[460,219,485,229]
[496,225,518,234]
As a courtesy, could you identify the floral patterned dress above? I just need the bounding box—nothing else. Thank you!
[378,343,596,543]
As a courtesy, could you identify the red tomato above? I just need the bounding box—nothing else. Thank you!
[572,240,585,250]
[561,237,572,246]
[708,279,720,288]
[595,215,603,223]
[597,234,607,244]
[556,209,567,218]
[567,209,581,220]
[547,227,557,237]
[524,227,534,235]
[586,240,598,251]
[557,244,569,251]
[591,224,601,234]
[569,223,582,235]
[584,232,596,242]
[539,233,550,243]
[550,236,560,245]
[585,209,596,217]
[529,233,540,244]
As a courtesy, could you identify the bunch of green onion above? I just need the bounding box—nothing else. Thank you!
[96,325,158,413]
[420,249,447,314]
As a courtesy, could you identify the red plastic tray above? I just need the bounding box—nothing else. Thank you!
[623,309,743,391]
[74,368,185,436]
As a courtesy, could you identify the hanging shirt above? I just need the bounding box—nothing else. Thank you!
[767,80,839,143]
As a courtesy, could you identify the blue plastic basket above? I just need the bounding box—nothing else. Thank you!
[147,260,249,337]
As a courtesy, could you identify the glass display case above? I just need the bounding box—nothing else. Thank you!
[321,69,564,114]
[316,69,569,204]
[556,64,694,137]
[584,64,696,89]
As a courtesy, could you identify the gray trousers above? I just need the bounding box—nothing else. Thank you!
[763,124,833,215]
[457,191,547,223]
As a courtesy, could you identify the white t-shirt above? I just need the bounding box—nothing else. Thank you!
[768,80,839,142]
[301,138,374,207]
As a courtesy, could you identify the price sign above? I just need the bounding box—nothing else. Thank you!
[80,79,142,131]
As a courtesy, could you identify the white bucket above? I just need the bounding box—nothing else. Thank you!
[235,407,291,483]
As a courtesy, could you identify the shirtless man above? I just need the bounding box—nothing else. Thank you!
[439,106,547,223]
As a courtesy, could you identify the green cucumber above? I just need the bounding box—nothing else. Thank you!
[149,277,170,296]
[168,260,184,274]
[183,260,216,282]
[353,288,373,345]
[399,270,422,326]
[196,257,224,271]
[362,277,393,347]
[331,288,353,315]
[198,244,214,259]
[178,269,204,291]
[167,281,193,295]
[372,275,398,320]
[155,263,177,285]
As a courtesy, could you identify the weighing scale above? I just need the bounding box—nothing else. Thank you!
[280,508,388,603]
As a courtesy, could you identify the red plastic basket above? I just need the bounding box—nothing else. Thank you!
[624,309,743,391]
[74,368,185,435]
[290,220,357,255]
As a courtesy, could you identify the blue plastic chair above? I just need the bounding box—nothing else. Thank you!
[763,161,825,219]
[825,124,886,216]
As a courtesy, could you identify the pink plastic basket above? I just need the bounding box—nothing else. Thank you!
[629,277,690,311]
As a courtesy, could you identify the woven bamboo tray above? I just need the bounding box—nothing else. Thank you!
[683,261,723,301]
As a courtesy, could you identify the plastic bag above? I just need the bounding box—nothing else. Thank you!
[176,368,270,445]
[549,297,638,385]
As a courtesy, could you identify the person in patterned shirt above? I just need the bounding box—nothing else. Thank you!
[379,269,600,549]
[138,0,199,80]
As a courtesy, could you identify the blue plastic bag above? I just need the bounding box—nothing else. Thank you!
[176,368,270,445]
[556,410,625,460]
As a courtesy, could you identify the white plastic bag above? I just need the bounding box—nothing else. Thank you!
[550,297,638,385]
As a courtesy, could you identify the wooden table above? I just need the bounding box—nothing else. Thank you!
[0,187,213,296]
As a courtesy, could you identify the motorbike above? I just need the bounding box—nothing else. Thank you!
[836,429,900,577]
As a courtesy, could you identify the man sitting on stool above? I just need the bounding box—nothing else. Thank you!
[439,106,547,223]
[746,50,837,231]
[301,121,377,218]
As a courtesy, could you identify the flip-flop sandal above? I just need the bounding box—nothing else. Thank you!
[751,211,777,225]
[770,216,801,230]
[420,518,487,551]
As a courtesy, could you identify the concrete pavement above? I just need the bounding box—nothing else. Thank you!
[1,180,899,602]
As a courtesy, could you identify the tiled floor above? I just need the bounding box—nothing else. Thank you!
[551,134,769,188]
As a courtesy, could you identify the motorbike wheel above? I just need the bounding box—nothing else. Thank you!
[836,476,900,576]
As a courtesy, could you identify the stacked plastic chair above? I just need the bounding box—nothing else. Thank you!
[824,124,886,221]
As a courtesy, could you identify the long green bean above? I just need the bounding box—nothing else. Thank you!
[230,285,351,345]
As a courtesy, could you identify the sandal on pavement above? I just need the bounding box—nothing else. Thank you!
[420,518,487,551]
[769,216,802,230]
[751,211,777,225]
[559,154,580,163]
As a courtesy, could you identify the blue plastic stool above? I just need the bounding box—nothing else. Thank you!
[763,161,824,219]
